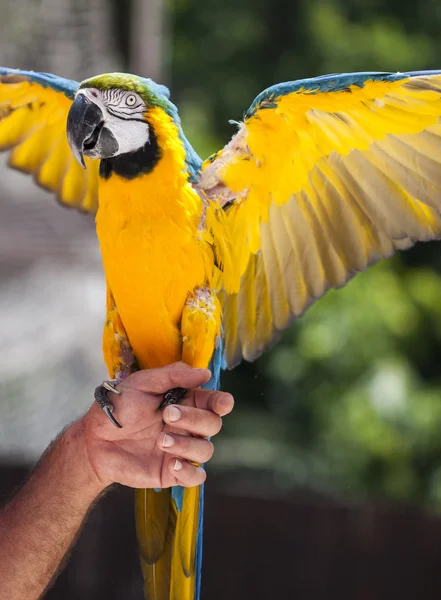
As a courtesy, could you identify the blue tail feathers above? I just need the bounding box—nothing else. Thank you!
[170,339,223,599]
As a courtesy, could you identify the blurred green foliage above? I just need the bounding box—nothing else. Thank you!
[219,259,441,508]
[117,0,441,507]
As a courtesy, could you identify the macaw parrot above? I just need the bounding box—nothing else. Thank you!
[2,66,441,599]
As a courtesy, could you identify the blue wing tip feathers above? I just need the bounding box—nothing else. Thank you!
[245,69,441,118]
[0,67,79,99]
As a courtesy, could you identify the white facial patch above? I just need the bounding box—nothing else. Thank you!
[77,88,150,155]
[104,115,149,155]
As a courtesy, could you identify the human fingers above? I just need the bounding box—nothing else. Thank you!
[184,389,234,417]
[120,362,211,395]
[158,432,214,463]
[163,404,223,438]
[164,455,207,487]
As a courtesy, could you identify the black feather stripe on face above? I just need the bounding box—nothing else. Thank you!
[99,123,161,180]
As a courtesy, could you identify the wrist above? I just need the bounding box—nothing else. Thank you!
[61,419,108,501]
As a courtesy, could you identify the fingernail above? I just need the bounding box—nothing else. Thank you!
[173,459,183,471]
[165,406,181,422]
[162,433,174,448]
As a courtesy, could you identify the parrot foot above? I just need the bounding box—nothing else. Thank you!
[94,380,123,428]
[160,387,188,409]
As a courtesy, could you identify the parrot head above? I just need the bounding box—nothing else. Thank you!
[66,73,171,168]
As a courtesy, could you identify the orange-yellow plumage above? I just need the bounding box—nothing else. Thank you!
[97,107,216,371]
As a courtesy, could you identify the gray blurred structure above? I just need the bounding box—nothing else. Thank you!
[0,0,122,462]
[131,0,166,82]
[0,159,106,462]
[0,0,119,79]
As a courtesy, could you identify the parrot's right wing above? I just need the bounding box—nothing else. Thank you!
[0,68,99,213]
[199,70,441,368]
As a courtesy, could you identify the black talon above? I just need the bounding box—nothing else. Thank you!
[102,405,123,429]
[160,387,188,409]
[94,380,123,429]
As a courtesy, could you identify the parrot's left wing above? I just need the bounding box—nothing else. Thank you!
[198,70,441,368]
[0,68,98,212]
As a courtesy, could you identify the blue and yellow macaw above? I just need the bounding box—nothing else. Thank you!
[2,66,441,599]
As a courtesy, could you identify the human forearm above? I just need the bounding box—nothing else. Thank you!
[0,420,104,600]
[0,364,234,599]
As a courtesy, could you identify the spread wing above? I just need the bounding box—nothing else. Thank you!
[0,68,98,213]
[198,71,441,368]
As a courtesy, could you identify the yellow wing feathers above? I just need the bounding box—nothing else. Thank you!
[200,74,441,367]
[0,78,98,212]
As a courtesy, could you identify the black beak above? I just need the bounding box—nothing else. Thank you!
[66,94,104,168]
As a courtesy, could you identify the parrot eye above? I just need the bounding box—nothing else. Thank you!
[125,94,137,107]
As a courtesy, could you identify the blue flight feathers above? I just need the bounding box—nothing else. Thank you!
[0,67,79,99]
[245,69,441,117]
[4,67,441,121]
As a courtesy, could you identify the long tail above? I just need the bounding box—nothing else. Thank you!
[136,485,203,600]
[136,345,223,600]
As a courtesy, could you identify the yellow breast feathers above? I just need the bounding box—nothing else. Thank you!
[96,107,214,369]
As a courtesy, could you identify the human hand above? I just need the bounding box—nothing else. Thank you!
[79,362,234,492]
